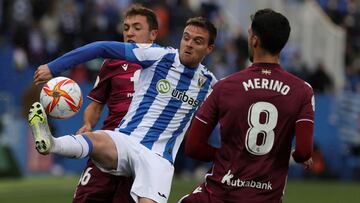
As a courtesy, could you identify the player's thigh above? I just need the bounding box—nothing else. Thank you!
[98,130,174,203]
[95,130,133,177]
[84,130,118,170]
[130,142,174,203]
[139,198,157,203]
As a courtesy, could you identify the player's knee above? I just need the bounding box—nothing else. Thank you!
[85,131,118,169]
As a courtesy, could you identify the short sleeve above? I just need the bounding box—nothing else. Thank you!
[195,81,221,127]
[296,83,315,122]
[87,60,112,103]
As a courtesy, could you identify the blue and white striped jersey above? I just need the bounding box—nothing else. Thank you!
[48,41,217,163]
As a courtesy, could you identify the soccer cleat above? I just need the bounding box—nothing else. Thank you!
[28,102,53,155]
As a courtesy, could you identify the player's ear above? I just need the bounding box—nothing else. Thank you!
[150,29,158,42]
[206,44,215,55]
[252,34,260,48]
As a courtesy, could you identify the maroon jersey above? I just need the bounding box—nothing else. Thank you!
[74,59,140,203]
[88,59,141,130]
[196,63,314,202]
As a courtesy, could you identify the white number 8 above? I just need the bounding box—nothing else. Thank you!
[245,102,278,155]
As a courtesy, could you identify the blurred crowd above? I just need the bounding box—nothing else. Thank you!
[317,0,360,92]
[0,0,248,83]
[1,0,359,93]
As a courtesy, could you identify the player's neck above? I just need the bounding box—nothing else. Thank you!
[253,52,279,64]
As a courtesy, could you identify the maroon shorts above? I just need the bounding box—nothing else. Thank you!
[73,159,134,203]
[179,183,223,203]
[180,183,283,203]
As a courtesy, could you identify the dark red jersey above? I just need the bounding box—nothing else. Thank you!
[88,59,141,130]
[196,63,314,202]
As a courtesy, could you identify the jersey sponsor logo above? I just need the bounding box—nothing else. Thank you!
[221,170,273,190]
[171,89,200,107]
[242,78,290,95]
[156,79,171,94]
[156,79,200,107]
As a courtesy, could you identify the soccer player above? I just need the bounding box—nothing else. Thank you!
[179,9,314,203]
[73,5,158,203]
[29,16,217,203]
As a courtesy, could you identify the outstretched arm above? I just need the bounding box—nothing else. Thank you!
[48,41,130,75]
[34,41,136,84]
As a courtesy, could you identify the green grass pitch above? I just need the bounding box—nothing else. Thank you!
[0,176,359,202]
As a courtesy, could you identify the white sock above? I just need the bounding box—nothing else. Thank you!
[50,135,93,158]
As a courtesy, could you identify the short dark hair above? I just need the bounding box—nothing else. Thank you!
[251,9,290,54]
[185,17,217,45]
[124,5,158,31]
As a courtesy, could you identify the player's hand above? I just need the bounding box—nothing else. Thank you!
[301,157,313,170]
[291,149,313,170]
[77,124,92,134]
[34,64,53,85]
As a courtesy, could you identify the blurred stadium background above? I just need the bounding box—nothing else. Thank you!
[0,0,360,202]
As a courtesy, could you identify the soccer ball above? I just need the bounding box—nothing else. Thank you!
[40,76,83,119]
